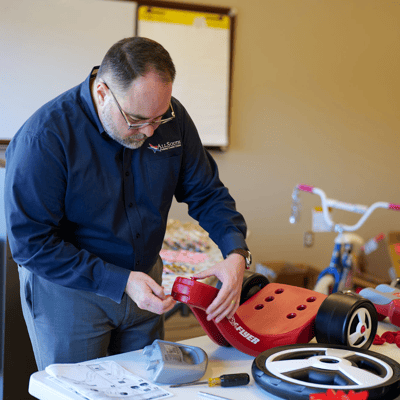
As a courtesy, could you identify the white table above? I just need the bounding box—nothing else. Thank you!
[29,321,400,400]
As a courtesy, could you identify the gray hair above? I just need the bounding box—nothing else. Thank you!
[97,37,176,94]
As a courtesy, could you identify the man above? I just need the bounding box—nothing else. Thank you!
[5,37,250,370]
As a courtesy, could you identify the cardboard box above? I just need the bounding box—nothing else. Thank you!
[358,232,400,282]
[256,261,320,289]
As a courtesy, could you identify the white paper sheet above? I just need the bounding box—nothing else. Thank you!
[46,361,173,400]
[138,7,231,147]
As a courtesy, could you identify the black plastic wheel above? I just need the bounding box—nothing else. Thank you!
[315,292,377,350]
[252,343,400,400]
[240,272,269,305]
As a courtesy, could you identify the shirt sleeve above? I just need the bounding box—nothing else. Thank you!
[173,101,248,257]
[5,131,130,303]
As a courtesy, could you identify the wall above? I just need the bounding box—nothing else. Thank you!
[2,0,400,272]
[0,0,136,140]
[165,0,400,271]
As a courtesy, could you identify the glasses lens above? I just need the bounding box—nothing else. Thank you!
[129,117,172,130]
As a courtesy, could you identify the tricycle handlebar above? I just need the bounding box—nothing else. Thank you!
[290,184,400,233]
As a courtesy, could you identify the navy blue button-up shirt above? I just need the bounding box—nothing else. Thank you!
[5,67,248,303]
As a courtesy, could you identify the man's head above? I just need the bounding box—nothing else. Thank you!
[97,37,176,93]
[93,37,176,149]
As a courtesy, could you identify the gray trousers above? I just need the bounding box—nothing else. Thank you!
[18,258,164,370]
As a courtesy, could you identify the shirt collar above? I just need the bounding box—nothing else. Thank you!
[80,66,110,140]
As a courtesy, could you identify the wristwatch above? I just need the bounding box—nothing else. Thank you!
[228,248,252,269]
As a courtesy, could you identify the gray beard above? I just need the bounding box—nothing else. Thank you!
[104,128,147,150]
[100,102,147,150]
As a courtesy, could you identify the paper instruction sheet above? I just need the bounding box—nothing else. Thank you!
[46,361,173,400]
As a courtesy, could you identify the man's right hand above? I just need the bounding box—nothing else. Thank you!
[125,271,176,314]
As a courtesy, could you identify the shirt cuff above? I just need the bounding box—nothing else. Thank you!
[220,231,248,259]
[98,263,131,304]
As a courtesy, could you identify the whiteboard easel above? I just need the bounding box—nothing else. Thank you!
[136,4,234,149]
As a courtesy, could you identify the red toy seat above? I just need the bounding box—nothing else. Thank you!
[171,277,327,356]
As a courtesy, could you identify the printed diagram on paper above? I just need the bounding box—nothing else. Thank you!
[45,361,173,400]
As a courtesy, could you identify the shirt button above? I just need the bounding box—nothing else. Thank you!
[136,233,141,239]
[125,171,130,177]
[136,261,140,266]
[129,203,133,208]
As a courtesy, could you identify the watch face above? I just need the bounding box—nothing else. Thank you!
[246,251,252,265]
[245,251,252,266]
[233,249,251,266]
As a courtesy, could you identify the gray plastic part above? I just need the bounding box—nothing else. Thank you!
[359,285,398,305]
[143,339,208,384]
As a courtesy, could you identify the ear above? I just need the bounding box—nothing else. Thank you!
[95,81,108,107]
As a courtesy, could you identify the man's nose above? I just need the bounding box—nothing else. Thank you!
[139,124,156,137]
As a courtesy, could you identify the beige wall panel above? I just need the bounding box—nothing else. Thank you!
[166,0,400,272]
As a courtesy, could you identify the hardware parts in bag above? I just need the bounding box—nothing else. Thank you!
[143,339,208,384]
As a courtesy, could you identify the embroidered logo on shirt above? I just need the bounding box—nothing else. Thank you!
[148,144,161,153]
[148,141,182,153]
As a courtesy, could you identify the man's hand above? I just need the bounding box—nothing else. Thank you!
[192,253,245,323]
[125,271,176,314]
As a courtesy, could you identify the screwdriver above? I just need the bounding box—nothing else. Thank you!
[169,373,250,388]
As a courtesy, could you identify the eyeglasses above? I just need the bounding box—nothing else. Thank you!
[101,80,175,130]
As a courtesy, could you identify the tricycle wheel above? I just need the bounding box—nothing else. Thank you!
[315,292,377,350]
[240,272,269,305]
[252,344,400,400]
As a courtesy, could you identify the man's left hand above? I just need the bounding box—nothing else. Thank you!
[192,253,246,323]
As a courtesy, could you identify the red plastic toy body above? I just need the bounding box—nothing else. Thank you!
[172,277,327,356]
